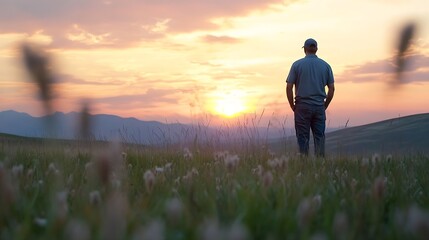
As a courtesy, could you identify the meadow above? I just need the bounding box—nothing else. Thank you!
[1,136,428,240]
[1,13,427,240]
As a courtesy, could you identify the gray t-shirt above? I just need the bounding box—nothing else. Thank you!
[286,54,334,106]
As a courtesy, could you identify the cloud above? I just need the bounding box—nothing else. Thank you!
[55,74,123,85]
[0,0,290,49]
[336,52,429,84]
[92,88,178,108]
[201,35,241,44]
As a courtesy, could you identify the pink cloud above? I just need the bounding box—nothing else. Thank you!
[336,53,429,84]
[202,35,241,44]
[0,0,290,49]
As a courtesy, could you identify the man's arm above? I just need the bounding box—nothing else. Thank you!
[325,83,335,109]
[286,83,295,111]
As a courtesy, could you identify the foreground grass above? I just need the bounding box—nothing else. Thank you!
[1,141,428,240]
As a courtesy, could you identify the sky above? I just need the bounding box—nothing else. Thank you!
[0,0,428,129]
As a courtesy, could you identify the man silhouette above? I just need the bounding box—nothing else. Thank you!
[286,38,335,157]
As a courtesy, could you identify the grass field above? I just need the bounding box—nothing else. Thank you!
[1,138,429,240]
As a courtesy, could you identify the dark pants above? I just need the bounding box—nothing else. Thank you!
[294,104,326,157]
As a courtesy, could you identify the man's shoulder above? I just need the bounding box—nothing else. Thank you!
[315,57,331,66]
[292,57,307,66]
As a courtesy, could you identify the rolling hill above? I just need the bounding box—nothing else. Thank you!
[267,113,429,156]
[325,113,429,155]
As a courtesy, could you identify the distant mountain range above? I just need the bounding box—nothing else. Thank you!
[1,110,428,154]
[0,110,189,145]
[0,110,291,145]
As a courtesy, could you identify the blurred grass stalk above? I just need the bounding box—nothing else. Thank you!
[21,43,58,139]
[394,22,416,84]
[21,43,55,115]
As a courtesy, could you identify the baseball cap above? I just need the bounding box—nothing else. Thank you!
[303,38,317,48]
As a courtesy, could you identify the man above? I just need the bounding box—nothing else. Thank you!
[286,38,335,157]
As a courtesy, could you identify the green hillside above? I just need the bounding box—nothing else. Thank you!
[326,113,429,155]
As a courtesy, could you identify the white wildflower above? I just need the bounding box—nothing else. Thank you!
[155,167,164,174]
[89,190,101,205]
[47,163,60,176]
[296,172,303,182]
[181,170,195,184]
[386,154,393,162]
[144,170,155,193]
[361,158,369,167]
[34,217,47,227]
[67,174,74,186]
[214,151,229,162]
[224,154,240,171]
[183,147,193,160]
[11,164,24,177]
[268,149,276,158]
[164,162,172,170]
[312,194,322,211]
[372,153,380,165]
[84,162,93,172]
[174,177,181,185]
[55,191,68,221]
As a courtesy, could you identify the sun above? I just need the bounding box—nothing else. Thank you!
[213,91,247,117]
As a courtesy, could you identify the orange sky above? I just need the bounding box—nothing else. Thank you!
[0,0,428,128]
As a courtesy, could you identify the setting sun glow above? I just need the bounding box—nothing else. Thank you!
[0,0,428,126]
[213,91,247,118]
